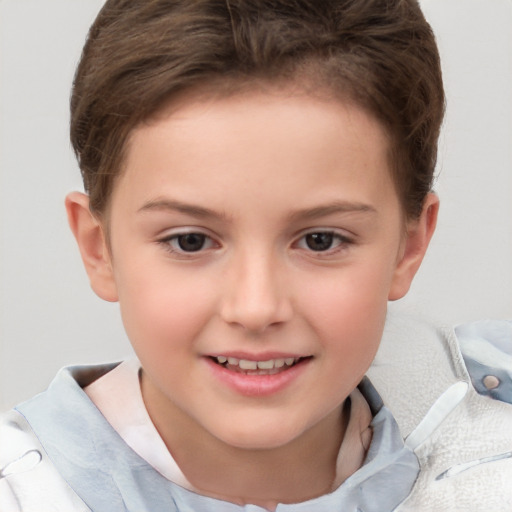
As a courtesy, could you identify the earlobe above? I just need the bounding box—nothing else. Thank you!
[388,193,439,301]
[65,192,119,302]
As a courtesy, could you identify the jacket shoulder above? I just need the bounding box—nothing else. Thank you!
[0,409,91,512]
[456,320,512,404]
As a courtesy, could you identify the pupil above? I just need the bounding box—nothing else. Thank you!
[178,233,206,252]
[306,233,333,251]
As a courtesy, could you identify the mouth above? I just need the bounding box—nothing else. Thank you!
[208,355,312,375]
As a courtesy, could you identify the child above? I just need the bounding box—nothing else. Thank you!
[1,0,511,510]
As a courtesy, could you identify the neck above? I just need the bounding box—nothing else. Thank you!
[141,376,348,510]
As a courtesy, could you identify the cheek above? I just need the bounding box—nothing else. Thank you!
[301,265,391,364]
[304,261,391,319]
[114,262,218,353]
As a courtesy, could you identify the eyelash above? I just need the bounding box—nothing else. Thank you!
[294,230,354,256]
[157,229,354,258]
[157,231,218,257]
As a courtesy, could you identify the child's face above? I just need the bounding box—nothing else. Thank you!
[73,89,435,450]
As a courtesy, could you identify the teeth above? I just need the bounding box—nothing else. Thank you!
[239,359,258,370]
[257,360,274,370]
[215,356,302,369]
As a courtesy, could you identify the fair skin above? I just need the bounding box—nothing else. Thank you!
[66,88,438,509]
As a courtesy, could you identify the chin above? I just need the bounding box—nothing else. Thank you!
[212,419,306,451]
[222,435,295,451]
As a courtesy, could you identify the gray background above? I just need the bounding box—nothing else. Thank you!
[1,0,511,410]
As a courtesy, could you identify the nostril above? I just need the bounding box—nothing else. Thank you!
[219,268,293,332]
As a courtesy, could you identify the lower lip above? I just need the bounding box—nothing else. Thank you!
[204,357,311,397]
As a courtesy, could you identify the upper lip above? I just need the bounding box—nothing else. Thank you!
[206,351,310,361]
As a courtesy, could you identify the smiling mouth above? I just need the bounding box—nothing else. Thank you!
[209,356,311,375]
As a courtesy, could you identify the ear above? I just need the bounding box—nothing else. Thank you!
[388,193,439,301]
[65,192,119,302]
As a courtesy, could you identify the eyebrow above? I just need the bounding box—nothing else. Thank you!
[138,198,229,221]
[138,198,377,222]
[287,201,377,222]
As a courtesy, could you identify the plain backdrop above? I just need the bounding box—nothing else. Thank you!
[1,0,511,410]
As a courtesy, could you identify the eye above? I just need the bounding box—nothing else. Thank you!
[160,232,217,254]
[304,232,335,251]
[296,231,352,253]
[174,233,208,252]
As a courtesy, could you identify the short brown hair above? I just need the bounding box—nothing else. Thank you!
[70,0,444,218]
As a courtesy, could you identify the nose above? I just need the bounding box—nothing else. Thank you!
[219,249,293,334]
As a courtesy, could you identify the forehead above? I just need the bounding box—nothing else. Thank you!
[113,89,397,218]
